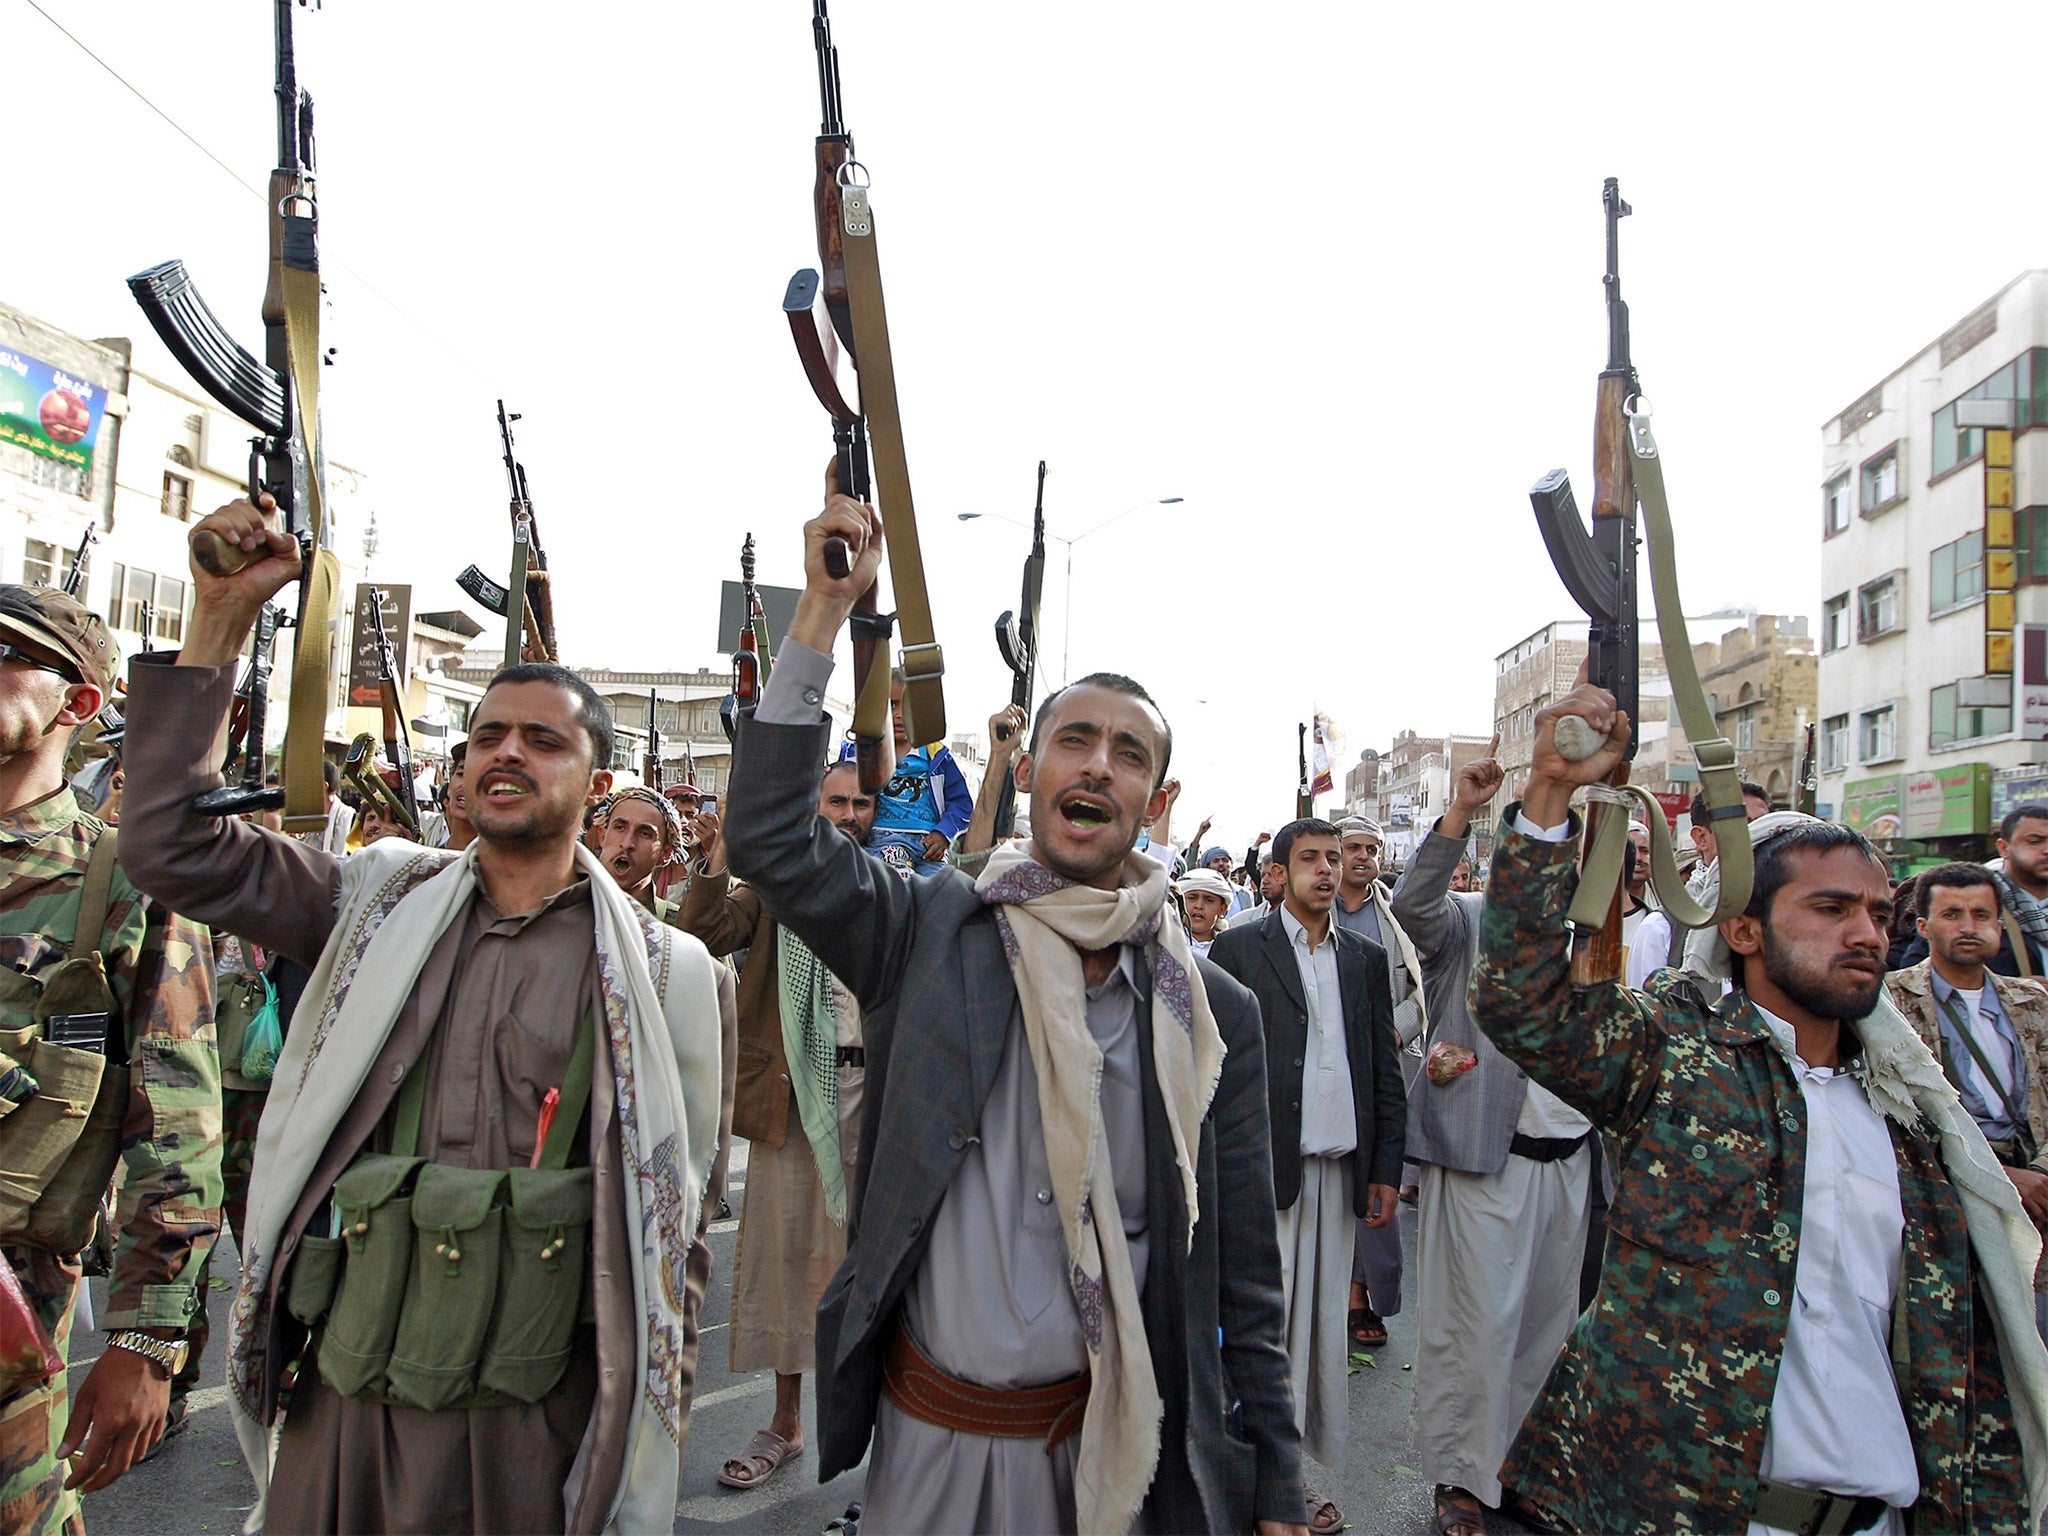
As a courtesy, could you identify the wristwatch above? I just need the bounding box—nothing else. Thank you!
[107,1330,189,1379]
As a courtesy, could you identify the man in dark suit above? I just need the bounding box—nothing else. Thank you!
[723,485,1305,1536]
[1210,818,1404,1536]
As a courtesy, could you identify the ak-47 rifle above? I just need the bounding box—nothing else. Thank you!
[342,734,415,842]
[61,527,94,599]
[458,403,555,667]
[644,690,664,790]
[991,462,1047,842]
[1530,179,1750,982]
[363,587,419,840]
[1296,723,1315,819]
[722,535,773,744]
[1797,720,1819,817]
[128,0,340,834]
[780,0,945,792]
[198,604,287,817]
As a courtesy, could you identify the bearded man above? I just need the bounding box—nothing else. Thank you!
[120,497,723,1534]
[721,484,1304,1535]
[1470,680,2048,1536]
[675,763,873,1496]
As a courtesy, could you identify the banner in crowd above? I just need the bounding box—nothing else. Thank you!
[0,347,111,474]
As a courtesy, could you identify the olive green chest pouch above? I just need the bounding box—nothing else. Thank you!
[287,1015,597,1411]
[0,831,127,1256]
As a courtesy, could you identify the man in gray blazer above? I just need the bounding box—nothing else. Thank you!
[1391,748,1594,1536]
[724,491,1305,1536]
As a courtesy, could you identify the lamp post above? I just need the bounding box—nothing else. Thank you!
[959,495,1182,685]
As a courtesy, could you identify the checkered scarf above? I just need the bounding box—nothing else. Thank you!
[590,786,688,868]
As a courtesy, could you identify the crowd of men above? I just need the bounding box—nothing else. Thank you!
[0,484,2043,1536]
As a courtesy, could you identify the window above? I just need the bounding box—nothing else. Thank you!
[1823,474,1851,536]
[161,472,193,522]
[1858,703,1898,764]
[1860,446,1901,514]
[1823,593,1850,653]
[22,539,76,592]
[1931,348,2048,478]
[1856,572,1903,640]
[1736,711,1756,751]
[1930,531,1985,612]
[1930,681,2012,748]
[1822,713,1849,773]
[108,563,187,643]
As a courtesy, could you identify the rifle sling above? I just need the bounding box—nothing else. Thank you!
[840,184,945,746]
[279,215,341,836]
[1566,408,1754,936]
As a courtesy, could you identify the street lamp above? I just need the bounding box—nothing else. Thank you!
[958,495,1182,684]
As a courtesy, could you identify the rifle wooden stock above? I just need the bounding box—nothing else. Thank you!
[814,136,855,355]
[1573,371,1638,988]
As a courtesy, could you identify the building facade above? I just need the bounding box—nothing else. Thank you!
[1816,270,2048,865]
[1696,613,1817,807]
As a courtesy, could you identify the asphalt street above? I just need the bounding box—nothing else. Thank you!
[83,1145,1530,1535]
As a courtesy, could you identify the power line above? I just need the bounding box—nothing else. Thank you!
[19,0,485,380]
[22,0,267,203]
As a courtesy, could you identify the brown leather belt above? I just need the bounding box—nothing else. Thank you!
[882,1324,1089,1451]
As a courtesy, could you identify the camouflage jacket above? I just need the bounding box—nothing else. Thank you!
[0,787,220,1332]
[1471,815,2027,1536]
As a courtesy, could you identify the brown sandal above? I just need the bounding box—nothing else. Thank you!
[1433,1484,1485,1536]
[1305,1487,1345,1534]
[717,1427,804,1490]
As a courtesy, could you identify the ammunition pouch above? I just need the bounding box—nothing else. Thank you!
[288,1012,595,1411]
[0,834,125,1257]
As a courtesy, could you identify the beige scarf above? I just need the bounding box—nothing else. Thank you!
[974,843,1224,1536]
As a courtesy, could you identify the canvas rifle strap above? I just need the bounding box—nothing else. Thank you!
[839,173,945,746]
[279,203,342,835]
[1567,402,1754,934]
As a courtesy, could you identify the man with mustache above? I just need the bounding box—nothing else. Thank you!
[1470,681,2048,1536]
[722,483,1305,1535]
[119,496,723,1534]
[675,762,874,1495]
[1210,819,1403,1535]
[1886,863,2048,1340]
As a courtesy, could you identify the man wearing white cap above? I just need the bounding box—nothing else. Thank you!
[1333,815,1426,1349]
[1174,868,1234,959]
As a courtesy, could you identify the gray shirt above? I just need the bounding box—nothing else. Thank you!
[1280,905,1356,1157]
[1333,892,1382,946]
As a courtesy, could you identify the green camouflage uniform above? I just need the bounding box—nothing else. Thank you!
[0,788,220,1534]
[1471,812,2027,1536]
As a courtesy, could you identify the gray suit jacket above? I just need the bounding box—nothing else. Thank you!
[726,715,1303,1531]
[1391,823,1535,1175]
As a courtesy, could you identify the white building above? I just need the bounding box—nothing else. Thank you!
[1817,270,2048,856]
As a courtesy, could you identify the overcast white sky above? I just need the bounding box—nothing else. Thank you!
[13,1,2048,852]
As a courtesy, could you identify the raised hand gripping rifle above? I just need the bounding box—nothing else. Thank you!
[780,0,946,792]
[457,402,556,669]
[990,462,1048,841]
[128,0,340,835]
[1530,179,1750,983]
[363,587,419,840]
[198,604,288,818]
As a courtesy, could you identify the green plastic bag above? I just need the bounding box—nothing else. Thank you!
[238,978,283,1085]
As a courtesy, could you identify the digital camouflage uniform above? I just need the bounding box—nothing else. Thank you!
[0,788,220,1534]
[1470,815,2028,1536]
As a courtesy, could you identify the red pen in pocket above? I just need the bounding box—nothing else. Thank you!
[530,1086,561,1169]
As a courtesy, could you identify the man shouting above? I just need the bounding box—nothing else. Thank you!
[121,497,724,1534]
[722,477,1304,1534]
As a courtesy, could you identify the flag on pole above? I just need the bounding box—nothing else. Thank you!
[1311,712,1336,798]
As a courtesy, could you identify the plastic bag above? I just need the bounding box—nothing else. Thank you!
[239,979,283,1086]
[1424,1040,1478,1087]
